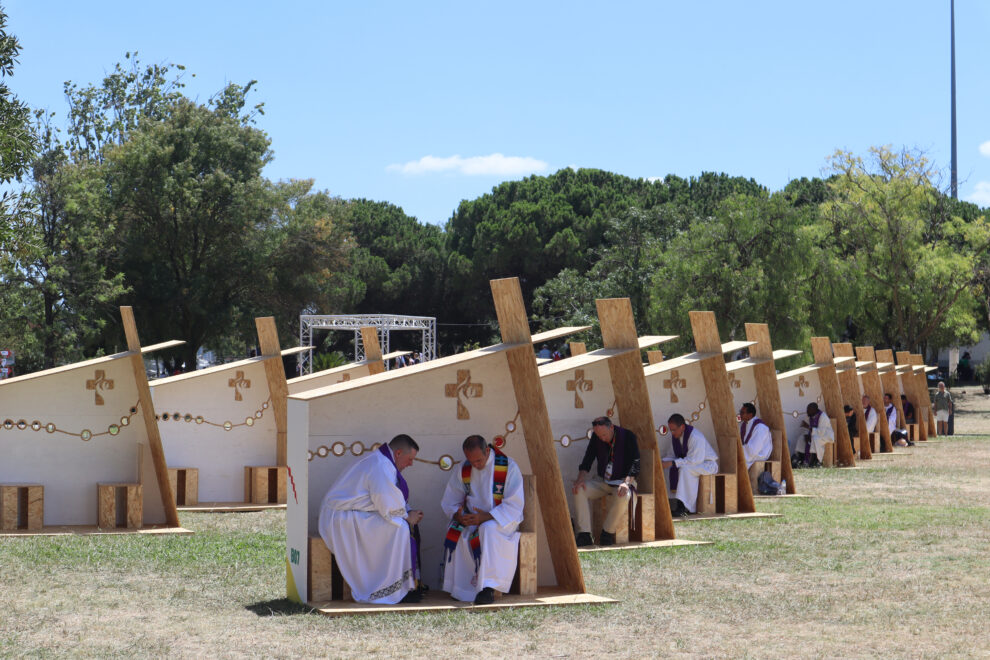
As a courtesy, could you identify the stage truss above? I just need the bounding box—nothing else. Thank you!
[298,314,437,374]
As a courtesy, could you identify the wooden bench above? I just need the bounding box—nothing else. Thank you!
[748,460,782,492]
[168,467,199,506]
[244,466,287,504]
[696,472,737,514]
[821,419,838,467]
[907,423,919,443]
[97,483,142,529]
[0,484,43,531]
[308,474,538,603]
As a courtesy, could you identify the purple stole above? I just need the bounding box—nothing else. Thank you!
[741,418,765,445]
[669,425,693,490]
[378,444,417,579]
[804,411,822,457]
[885,405,895,421]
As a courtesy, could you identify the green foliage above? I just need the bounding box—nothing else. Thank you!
[0,7,33,187]
[312,350,348,372]
[974,357,990,385]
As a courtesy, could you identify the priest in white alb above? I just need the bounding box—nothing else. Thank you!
[738,402,773,468]
[662,413,719,516]
[794,402,834,467]
[317,434,424,605]
[441,435,524,605]
[863,395,879,434]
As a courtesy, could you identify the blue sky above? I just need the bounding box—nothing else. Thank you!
[6,1,990,225]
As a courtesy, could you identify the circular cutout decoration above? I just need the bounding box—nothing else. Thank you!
[223,421,233,431]
[262,401,269,409]
[4,419,13,429]
[45,423,56,433]
[31,420,42,431]
[80,429,92,441]
[195,416,204,424]
[438,455,455,471]
[792,411,800,418]
[172,413,181,421]
[130,407,138,415]
[606,408,615,417]
[350,442,365,456]
[316,446,329,458]
[161,413,169,422]
[255,410,263,419]
[699,402,706,410]
[184,414,193,423]
[108,424,120,436]
[690,412,700,421]
[505,421,516,433]
[736,415,742,422]
[659,424,669,435]
[245,417,255,427]
[371,443,381,451]
[493,435,505,449]
[331,442,346,456]
[120,416,130,427]
[560,435,571,447]
[16,419,27,430]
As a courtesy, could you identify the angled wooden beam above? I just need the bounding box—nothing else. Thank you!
[120,306,179,527]
[359,327,385,376]
[597,298,674,540]
[647,350,664,365]
[911,354,937,437]
[832,343,867,462]
[745,323,798,492]
[810,338,855,465]
[898,351,930,441]
[856,347,893,452]
[491,277,584,593]
[876,349,908,437]
[256,317,290,466]
[569,342,587,356]
[689,311,754,513]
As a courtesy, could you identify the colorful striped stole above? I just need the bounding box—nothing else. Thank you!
[442,446,509,573]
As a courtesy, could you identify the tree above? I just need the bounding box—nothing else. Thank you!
[822,146,990,352]
[0,5,35,244]
[105,95,275,369]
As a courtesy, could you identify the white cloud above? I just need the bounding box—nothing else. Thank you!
[387,153,548,177]
[646,176,664,183]
[979,140,990,157]
[965,181,990,207]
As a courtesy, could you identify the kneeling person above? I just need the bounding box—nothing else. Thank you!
[572,416,640,547]
[318,434,424,604]
[663,414,719,516]
[441,435,524,605]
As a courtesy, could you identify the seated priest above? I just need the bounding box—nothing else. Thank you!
[571,416,640,547]
[843,405,858,454]
[739,402,772,469]
[863,395,879,435]
[793,402,834,468]
[441,434,524,605]
[884,393,912,447]
[662,414,719,517]
[318,434,424,605]
[901,395,916,424]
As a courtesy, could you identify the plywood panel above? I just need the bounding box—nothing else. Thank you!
[810,338,855,465]
[856,347,893,452]
[257,317,290,465]
[911,354,937,437]
[833,343,870,461]
[745,323,797,492]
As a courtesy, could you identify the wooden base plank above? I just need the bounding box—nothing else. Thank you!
[673,511,781,522]
[177,502,287,513]
[754,493,812,500]
[309,587,615,617]
[0,524,193,537]
[577,538,711,553]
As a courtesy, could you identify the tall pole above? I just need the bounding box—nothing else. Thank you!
[950,0,958,199]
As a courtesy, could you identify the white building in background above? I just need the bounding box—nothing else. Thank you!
[938,332,990,378]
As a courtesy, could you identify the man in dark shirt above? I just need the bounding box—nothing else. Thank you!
[571,416,640,547]
[900,395,915,424]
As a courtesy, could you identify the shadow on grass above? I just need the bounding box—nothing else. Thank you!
[245,598,314,617]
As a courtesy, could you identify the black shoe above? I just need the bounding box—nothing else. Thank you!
[473,587,495,605]
[808,457,821,468]
[400,588,423,604]
[598,530,616,546]
[675,507,691,517]
[669,498,684,516]
[576,532,594,547]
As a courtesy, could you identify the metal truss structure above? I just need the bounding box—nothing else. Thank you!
[298,314,437,374]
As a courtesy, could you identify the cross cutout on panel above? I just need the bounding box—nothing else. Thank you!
[728,373,740,389]
[228,370,251,401]
[663,369,686,403]
[565,369,593,408]
[86,369,114,405]
[795,375,809,397]
[444,369,483,420]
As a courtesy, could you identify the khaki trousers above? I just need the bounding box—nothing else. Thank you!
[574,475,631,534]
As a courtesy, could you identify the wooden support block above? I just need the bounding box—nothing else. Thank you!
[308,534,353,603]
[822,442,835,467]
[512,532,538,596]
[869,432,878,453]
[97,483,142,529]
[167,468,199,506]
[520,475,537,534]
[1,485,44,530]
[592,496,629,543]
[747,460,782,492]
[631,493,655,542]
[245,466,287,504]
[908,424,919,443]
[696,473,737,514]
